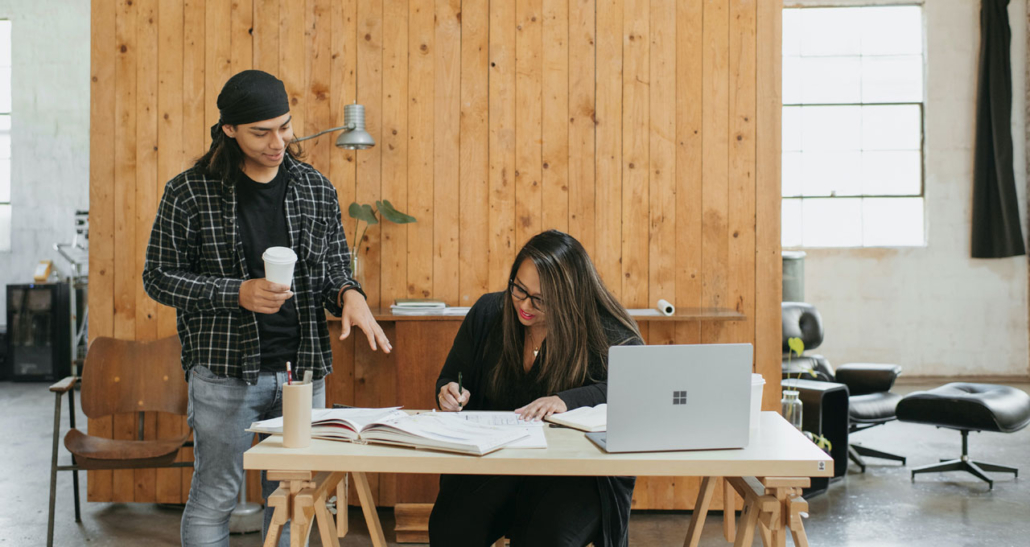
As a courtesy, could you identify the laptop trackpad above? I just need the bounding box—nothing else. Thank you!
[586,432,608,452]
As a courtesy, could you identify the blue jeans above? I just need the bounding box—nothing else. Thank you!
[181,365,326,547]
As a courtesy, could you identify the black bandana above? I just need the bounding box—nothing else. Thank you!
[210,70,290,140]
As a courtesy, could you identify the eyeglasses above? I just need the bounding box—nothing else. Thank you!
[509,280,545,312]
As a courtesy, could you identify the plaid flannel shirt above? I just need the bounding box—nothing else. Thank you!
[142,155,360,385]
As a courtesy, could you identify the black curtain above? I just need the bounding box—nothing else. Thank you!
[971,0,1025,258]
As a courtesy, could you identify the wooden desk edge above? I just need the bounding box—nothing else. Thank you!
[325,308,747,323]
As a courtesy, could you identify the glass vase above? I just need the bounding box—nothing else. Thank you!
[781,389,803,431]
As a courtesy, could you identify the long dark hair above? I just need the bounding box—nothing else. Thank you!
[194,124,304,182]
[489,230,642,402]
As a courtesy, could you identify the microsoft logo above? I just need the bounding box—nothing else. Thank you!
[673,391,687,405]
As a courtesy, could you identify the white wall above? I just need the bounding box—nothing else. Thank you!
[0,0,90,329]
[792,0,1030,377]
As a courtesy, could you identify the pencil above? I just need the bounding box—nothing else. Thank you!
[458,372,463,410]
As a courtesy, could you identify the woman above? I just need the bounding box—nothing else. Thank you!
[430,230,642,547]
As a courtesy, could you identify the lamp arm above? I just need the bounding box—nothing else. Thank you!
[292,123,356,143]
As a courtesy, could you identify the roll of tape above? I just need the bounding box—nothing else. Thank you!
[657,299,675,316]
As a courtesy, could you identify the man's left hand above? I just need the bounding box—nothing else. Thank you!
[339,289,392,353]
[515,396,567,422]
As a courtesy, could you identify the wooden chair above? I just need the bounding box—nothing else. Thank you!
[47,335,193,547]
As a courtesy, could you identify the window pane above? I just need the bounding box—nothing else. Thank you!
[0,133,9,159]
[782,152,802,197]
[862,56,923,103]
[862,151,921,196]
[861,7,922,56]
[803,198,862,247]
[801,151,861,197]
[0,158,8,202]
[863,197,924,246]
[782,9,802,57]
[0,114,10,131]
[0,21,10,67]
[800,8,862,57]
[862,105,920,150]
[802,106,861,151]
[0,67,10,113]
[0,203,9,252]
[782,56,803,105]
[801,57,861,104]
[782,106,802,151]
[782,199,803,248]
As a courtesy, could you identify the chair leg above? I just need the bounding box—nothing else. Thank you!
[847,445,867,473]
[47,393,63,547]
[972,461,1018,476]
[72,466,81,523]
[851,443,906,465]
[67,390,81,523]
[965,462,994,490]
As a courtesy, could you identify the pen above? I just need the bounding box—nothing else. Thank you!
[286,361,293,385]
[458,372,463,410]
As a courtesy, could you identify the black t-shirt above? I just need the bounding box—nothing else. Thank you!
[237,168,301,372]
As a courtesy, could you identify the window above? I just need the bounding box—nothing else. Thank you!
[782,6,924,248]
[0,20,10,251]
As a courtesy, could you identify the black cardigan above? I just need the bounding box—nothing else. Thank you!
[434,291,640,547]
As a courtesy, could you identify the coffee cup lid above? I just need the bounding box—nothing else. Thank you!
[262,246,297,264]
[751,373,766,385]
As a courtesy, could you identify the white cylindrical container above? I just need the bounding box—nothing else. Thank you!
[750,373,766,434]
[262,246,298,287]
[282,382,313,449]
[656,299,675,316]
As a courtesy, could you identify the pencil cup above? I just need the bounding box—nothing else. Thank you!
[282,382,313,449]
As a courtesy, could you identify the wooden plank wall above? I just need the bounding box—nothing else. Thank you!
[89,0,782,509]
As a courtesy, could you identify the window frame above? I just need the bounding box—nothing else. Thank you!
[781,4,926,248]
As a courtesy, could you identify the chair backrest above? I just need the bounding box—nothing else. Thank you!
[782,302,824,352]
[81,336,187,419]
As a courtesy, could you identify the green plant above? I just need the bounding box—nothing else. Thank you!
[785,337,817,390]
[347,200,416,276]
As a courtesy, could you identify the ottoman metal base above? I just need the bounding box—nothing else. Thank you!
[910,430,1017,490]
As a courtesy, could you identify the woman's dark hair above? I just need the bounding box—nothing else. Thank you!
[489,230,642,403]
[193,124,304,182]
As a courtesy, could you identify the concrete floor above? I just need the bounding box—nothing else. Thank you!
[2,381,1028,546]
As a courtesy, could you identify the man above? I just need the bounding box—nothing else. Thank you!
[143,70,390,546]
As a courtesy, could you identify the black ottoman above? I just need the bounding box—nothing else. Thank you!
[896,383,1030,489]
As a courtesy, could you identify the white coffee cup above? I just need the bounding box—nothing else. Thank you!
[262,246,297,287]
[750,373,766,434]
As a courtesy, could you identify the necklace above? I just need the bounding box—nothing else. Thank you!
[528,328,544,358]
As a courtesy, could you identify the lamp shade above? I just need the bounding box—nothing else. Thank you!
[336,103,375,150]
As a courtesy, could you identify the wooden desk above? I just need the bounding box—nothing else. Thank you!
[320,304,752,515]
[349,306,748,323]
[244,412,831,547]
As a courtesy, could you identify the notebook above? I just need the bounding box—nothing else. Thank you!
[247,407,529,456]
[586,343,753,453]
[545,404,607,432]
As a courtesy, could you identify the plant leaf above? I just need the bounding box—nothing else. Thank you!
[348,202,378,224]
[787,337,805,358]
[361,204,379,225]
[377,199,417,224]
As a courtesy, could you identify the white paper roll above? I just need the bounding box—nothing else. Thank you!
[657,299,675,316]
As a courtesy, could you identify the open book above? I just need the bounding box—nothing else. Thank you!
[247,407,529,456]
[544,404,607,432]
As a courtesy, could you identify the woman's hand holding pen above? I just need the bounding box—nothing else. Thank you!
[515,396,567,422]
[438,382,470,412]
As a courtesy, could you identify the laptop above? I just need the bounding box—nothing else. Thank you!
[586,343,753,453]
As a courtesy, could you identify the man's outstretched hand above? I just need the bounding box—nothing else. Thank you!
[339,289,392,353]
